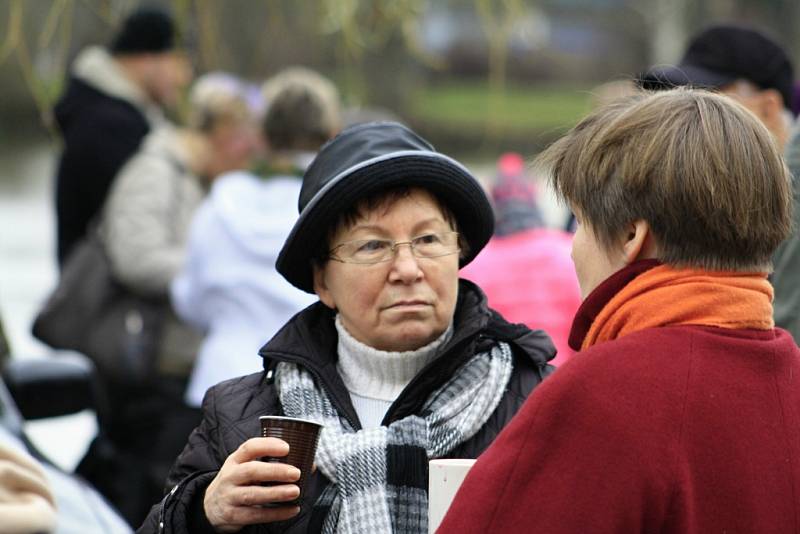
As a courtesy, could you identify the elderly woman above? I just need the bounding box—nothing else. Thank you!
[438,88,800,533]
[138,122,556,533]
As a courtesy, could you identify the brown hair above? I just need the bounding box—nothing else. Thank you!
[186,73,253,133]
[536,87,792,271]
[261,67,341,151]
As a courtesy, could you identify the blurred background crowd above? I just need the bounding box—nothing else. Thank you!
[1,0,800,532]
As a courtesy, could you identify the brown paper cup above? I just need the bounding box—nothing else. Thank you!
[259,415,323,506]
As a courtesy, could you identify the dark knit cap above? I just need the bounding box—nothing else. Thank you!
[110,6,175,55]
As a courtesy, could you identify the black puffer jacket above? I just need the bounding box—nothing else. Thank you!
[137,280,555,533]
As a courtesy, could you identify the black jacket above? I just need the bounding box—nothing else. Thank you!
[137,280,556,533]
[54,76,150,266]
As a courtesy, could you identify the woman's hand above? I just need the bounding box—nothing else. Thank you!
[204,437,302,532]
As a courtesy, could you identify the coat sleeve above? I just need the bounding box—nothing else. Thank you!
[136,386,225,534]
[436,356,677,533]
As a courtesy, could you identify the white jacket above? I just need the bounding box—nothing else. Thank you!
[171,171,317,406]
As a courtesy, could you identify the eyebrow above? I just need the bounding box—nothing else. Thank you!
[347,218,447,236]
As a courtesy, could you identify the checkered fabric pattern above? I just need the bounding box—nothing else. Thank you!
[275,341,513,534]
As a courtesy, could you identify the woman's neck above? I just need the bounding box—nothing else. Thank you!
[335,315,454,402]
[256,151,317,178]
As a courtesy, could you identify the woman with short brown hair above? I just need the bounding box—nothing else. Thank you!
[439,88,800,533]
[548,88,790,274]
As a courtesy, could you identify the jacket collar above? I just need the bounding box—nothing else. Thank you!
[568,259,661,350]
[72,46,166,127]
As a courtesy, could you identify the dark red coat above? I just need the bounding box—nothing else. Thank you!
[440,266,800,533]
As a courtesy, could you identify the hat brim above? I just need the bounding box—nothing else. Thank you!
[277,152,495,293]
[639,64,737,91]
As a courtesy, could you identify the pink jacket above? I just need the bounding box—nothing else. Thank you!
[460,228,580,366]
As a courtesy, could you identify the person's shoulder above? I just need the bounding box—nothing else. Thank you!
[204,372,279,425]
[206,371,267,398]
[482,308,556,367]
[118,128,182,173]
[534,328,701,430]
[210,171,264,199]
[513,329,693,447]
[67,80,145,125]
[55,84,148,148]
[561,326,693,381]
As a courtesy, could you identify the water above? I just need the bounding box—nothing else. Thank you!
[0,135,96,471]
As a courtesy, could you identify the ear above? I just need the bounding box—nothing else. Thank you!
[758,88,784,119]
[620,219,656,264]
[757,89,789,146]
[312,264,336,310]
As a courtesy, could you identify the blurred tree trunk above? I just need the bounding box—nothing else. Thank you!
[476,0,523,145]
[704,0,738,18]
[649,0,689,64]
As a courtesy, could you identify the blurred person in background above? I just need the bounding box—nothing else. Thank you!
[53,5,190,267]
[77,71,261,527]
[460,152,581,365]
[767,60,800,345]
[774,118,800,342]
[638,24,795,148]
[439,88,800,533]
[171,66,337,408]
[139,121,556,533]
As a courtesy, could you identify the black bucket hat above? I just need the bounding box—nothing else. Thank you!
[276,121,495,293]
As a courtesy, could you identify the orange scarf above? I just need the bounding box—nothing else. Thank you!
[582,264,774,350]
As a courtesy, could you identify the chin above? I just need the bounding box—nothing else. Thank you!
[381,324,442,352]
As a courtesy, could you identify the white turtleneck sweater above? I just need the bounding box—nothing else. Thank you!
[334,315,454,429]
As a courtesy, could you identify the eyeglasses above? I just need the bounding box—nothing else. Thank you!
[329,231,460,265]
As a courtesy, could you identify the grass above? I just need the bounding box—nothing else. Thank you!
[408,81,593,134]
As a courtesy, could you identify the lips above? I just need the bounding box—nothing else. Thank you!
[385,300,430,310]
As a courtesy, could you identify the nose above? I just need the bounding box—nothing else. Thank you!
[388,243,423,283]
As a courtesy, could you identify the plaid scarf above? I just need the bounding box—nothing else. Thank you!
[275,341,514,534]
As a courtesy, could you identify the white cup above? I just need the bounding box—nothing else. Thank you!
[428,458,476,533]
